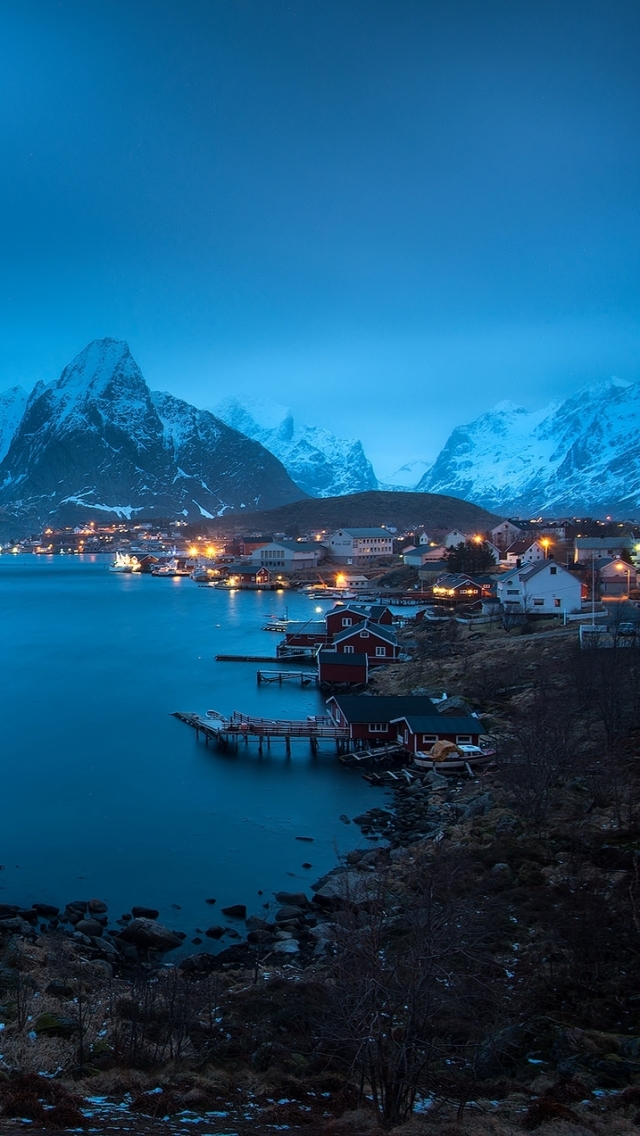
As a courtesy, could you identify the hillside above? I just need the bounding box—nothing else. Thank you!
[206,489,501,535]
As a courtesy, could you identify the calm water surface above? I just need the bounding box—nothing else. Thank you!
[1,555,377,935]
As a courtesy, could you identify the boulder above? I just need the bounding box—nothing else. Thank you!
[75,918,104,938]
[274,891,309,907]
[0,905,18,919]
[275,905,305,922]
[88,898,108,914]
[272,939,299,954]
[205,926,226,939]
[131,905,160,919]
[117,918,182,952]
[34,1012,79,1039]
[32,903,59,918]
[179,952,218,974]
[221,904,246,919]
[45,980,74,999]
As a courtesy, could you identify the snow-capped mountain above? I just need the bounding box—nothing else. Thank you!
[0,386,27,463]
[416,377,640,516]
[213,396,378,498]
[0,339,304,530]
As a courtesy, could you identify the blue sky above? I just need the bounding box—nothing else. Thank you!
[1,0,639,479]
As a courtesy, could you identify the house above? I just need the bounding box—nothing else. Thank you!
[491,520,523,550]
[226,536,269,557]
[323,528,394,564]
[331,620,400,662]
[443,529,473,549]
[223,564,271,588]
[391,714,483,753]
[326,694,439,743]
[281,621,330,649]
[431,573,484,602]
[325,604,393,638]
[597,558,638,596]
[504,539,547,567]
[574,536,636,564]
[496,560,582,613]
[250,541,324,571]
[403,547,438,568]
[317,650,369,688]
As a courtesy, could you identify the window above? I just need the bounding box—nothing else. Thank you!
[507,588,519,594]
[533,598,544,606]
[343,645,354,654]
[360,630,369,638]
[554,599,561,608]
[342,617,352,627]
[422,734,438,744]
[550,566,557,575]
[456,734,472,743]
[375,646,386,656]
[368,723,388,733]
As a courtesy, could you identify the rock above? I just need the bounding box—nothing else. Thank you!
[221,904,246,919]
[339,814,351,824]
[426,771,449,789]
[302,862,312,869]
[274,891,309,907]
[295,836,314,842]
[88,898,108,914]
[205,897,216,905]
[246,916,270,932]
[32,903,59,918]
[67,900,89,914]
[34,1012,80,1038]
[117,918,182,952]
[462,793,493,820]
[272,939,299,954]
[247,929,274,944]
[46,980,75,999]
[75,918,104,938]
[0,905,18,919]
[117,940,140,961]
[131,905,160,919]
[275,905,305,922]
[215,943,252,966]
[90,959,113,979]
[192,937,202,944]
[0,917,33,935]
[179,952,218,974]
[205,926,226,939]
[275,930,293,940]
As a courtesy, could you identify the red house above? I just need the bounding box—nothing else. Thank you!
[317,650,369,688]
[327,695,439,744]
[331,620,399,663]
[391,714,482,753]
[281,621,330,649]
[325,604,394,638]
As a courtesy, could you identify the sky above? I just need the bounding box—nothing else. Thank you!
[0,0,640,481]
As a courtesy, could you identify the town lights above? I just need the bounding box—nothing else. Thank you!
[541,538,551,558]
[615,560,631,596]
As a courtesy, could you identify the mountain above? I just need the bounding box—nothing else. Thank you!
[416,378,640,516]
[0,386,27,463]
[0,339,305,531]
[213,396,378,497]
[203,489,499,538]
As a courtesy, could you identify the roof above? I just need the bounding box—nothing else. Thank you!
[328,695,438,723]
[225,563,269,573]
[330,528,393,539]
[260,541,320,552]
[498,560,576,585]
[332,620,398,645]
[434,573,476,588]
[574,536,635,549]
[285,621,327,634]
[392,715,482,733]
[506,539,541,555]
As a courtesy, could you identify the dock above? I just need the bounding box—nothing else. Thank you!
[173,710,350,754]
[257,669,319,686]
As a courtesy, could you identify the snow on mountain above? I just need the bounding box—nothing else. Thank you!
[213,396,378,497]
[0,386,27,462]
[416,377,640,516]
[0,339,304,530]
[381,458,433,491]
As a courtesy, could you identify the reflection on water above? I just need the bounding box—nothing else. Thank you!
[0,555,375,934]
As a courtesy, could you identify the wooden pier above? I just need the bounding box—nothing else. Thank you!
[256,669,319,686]
[173,710,350,755]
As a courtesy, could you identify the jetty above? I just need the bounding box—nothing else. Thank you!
[173,710,350,754]
[256,669,319,686]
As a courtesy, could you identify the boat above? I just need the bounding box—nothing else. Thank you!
[109,552,140,573]
[412,740,496,773]
[151,557,190,577]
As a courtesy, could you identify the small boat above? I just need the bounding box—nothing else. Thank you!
[412,741,496,773]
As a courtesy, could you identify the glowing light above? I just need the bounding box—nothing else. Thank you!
[336,573,346,587]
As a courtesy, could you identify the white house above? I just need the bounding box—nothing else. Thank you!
[250,541,324,570]
[323,528,394,564]
[497,561,582,613]
[597,558,638,596]
[443,528,473,549]
[574,536,636,564]
[491,520,523,550]
[505,539,547,566]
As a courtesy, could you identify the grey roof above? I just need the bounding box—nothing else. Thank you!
[574,536,635,548]
[392,715,482,733]
[328,695,438,723]
[332,619,398,645]
[434,573,477,588]
[331,528,393,538]
[261,541,320,552]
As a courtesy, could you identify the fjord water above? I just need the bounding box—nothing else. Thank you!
[1,556,374,936]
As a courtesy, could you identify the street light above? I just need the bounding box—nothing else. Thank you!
[541,538,551,558]
[615,560,631,597]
